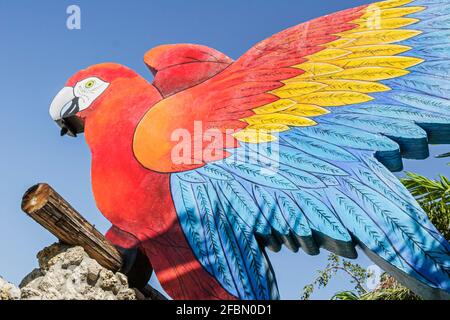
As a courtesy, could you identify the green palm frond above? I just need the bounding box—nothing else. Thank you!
[401,173,450,240]
[359,287,421,300]
[436,152,450,159]
[402,172,450,205]
[332,291,359,300]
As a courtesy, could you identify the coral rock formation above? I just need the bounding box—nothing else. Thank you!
[1,243,139,300]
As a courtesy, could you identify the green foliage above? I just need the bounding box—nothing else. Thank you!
[301,254,368,300]
[331,291,359,300]
[401,173,450,240]
[436,152,450,159]
[359,288,420,300]
[356,274,421,300]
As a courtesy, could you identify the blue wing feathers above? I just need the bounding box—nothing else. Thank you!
[218,158,297,190]
[325,188,405,266]
[388,91,450,116]
[413,15,450,30]
[252,185,290,237]
[338,176,449,290]
[279,135,358,162]
[172,135,450,298]
[413,44,450,59]
[196,164,234,181]
[411,60,450,79]
[192,183,237,294]
[265,137,350,175]
[405,31,450,46]
[352,162,442,237]
[211,181,276,299]
[326,13,450,154]
[390,75,450,100]
[170,0,450,300]
[215,179,271,236]
[277,165,326,189]
[347,104,450,123]
[171,178,210,268]
[290,123,400,152]
[276,193,313,238]
[276,193,319,254]
[291,190,352,243]
[414,0,450,4]
[313,174,340,186]
[252,186,302,251]
[211,196,258,299]
[177,170,207,183]
[322,114,429,159]
[413,1,450,9]
[322,114,427,140]
[346,105,450,144]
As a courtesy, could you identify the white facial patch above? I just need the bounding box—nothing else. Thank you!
[74,77,110,111]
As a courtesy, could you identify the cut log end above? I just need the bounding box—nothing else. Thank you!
[21,183,51,214]
[21,182,123,271]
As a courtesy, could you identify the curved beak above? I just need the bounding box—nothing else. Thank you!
[49,87,85,137]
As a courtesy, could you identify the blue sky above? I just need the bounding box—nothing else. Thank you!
[0,0,448,300]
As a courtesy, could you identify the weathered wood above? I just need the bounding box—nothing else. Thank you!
[21,183,123,271]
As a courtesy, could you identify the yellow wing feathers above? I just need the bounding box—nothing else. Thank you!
[252,99,297,115]
[373,0,415,9]
[345,44,411,58]
[236,0,424,143]
[242,114,317,127]
[232,129,279,144]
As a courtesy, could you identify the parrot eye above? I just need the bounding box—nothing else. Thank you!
[85,80,96,89]
[71,77,110,112]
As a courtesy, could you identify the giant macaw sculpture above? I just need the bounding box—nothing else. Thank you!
[49,0,450,300]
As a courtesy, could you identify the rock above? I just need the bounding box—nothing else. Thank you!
[37,244,84,271]
[19,268,43,288]
[0,277,21,300]
[17,243,138,300]
[0,243,161,300]
[99,269,124,295]
[20,287,42,300]
[117,288,137,300]
[116,272,129,286]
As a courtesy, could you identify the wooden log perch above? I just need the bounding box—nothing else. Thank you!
[21,183,123,271]
[21,183,167,300]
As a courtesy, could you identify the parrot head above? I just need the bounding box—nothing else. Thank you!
[49,63,159,137]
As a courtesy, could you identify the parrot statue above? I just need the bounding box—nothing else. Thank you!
[49,0,450,300]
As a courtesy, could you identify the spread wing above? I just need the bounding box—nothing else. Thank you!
[135,0,450,299]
